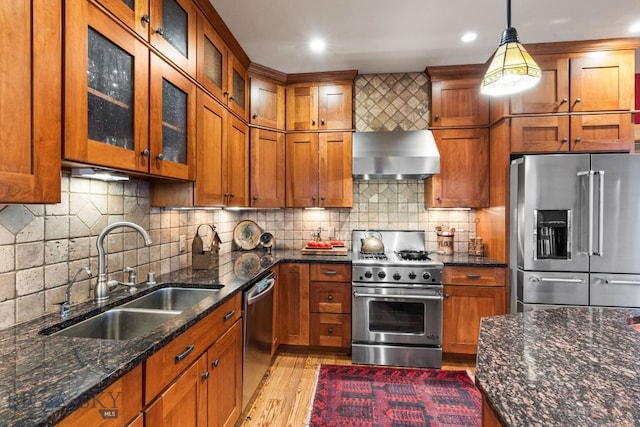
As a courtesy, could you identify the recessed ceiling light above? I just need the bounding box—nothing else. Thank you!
[461,32,477,43]
[309,38,326,52]
[630,22,640,33]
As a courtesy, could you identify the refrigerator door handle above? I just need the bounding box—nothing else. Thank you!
[531,276,584,284]
[594,170,604,257]
[577,170,595,256]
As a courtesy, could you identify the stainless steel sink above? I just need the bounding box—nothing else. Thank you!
[46,286,222,340]
[120,287,221,311]
[51,308,180,340]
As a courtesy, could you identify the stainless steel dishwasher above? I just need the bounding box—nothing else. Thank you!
[242,271,276,412]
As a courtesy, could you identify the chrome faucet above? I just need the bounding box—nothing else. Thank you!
[95,221,152,303]
[61,267,93,318]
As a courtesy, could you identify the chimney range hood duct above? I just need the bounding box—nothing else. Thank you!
[352,130,440,180]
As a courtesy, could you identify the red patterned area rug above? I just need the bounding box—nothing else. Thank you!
[307,364,481,427]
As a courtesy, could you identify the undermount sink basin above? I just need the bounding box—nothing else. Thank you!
[120,287,221,311]
[51,308,180,340]
[46,286,223,340]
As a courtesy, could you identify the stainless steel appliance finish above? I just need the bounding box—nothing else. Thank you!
[510,154,640,312]
[351,230,443,368]
[242,271,275,412]
[352,130,440,180]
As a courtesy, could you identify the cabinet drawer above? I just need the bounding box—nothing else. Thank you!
[310,313,351,348]
[310,263,351,282]
[310,282,351,314]
[443,266,506,286]
[144,294,241,403]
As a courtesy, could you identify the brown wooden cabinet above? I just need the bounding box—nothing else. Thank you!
[58,366,142,427]
[250,77,285,130]
[442,266,506,355]
[429,68,489,128]
[149,0,197,76]
[250,129,286,207]
[285,132,353,208]
[0,1,61,203]
[95,0,150,41]
[309,264,352,349]
[278,263,310,346]
[286,83,353,131]
[196,14,248,120]
[425,128,489,208]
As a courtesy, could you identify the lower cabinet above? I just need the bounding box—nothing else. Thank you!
[442,266,506,355]
[278,263,310,346]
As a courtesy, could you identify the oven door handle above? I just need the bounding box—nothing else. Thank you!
[353,290,443,301]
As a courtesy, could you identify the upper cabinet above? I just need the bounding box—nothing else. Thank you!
[250,129,286,207]
[0,1,62,203]
[196,14,248,120]
[250,77,285,130]
[429,65,489,128]
[64,1,195,180]
[286,83,353,131]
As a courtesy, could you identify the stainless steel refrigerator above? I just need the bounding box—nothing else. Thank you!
[509,153,640,312]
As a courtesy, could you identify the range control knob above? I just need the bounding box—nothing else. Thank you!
[408,272,417,280]
[422,271,432,281]
[364,271,373,278]
[377,271,386,279]
[393,273,401,281]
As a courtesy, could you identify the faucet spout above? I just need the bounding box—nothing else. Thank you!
[95,221,152,304]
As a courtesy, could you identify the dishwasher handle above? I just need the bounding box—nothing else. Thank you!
[246,274,276,306]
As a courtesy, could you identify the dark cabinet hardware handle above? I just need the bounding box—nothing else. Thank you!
[434,114,440,121]
[444,294,450,298]
[253,196,258,200]
[560,98,568,104]
[201,372,210,380]
[328,328,334,334]
[212,359,220,368]
[156,27,164,36]
[312,119,316,125]
[575,137,582,143]
[229,193,234,198]
[156,153,164,160]
[223,91,229,96]
[311,196,316,201]
[435,196,441,201]
[320,196,325,201]
[328,295,334,301]
[223,310,235,321]
[141,149,150,157]
[175,344,194,362]
[574,97,581,103]
[321,118,325,125]
[323,270,337,276]
[252,114,258,119]
[466,274,481,279]
[229,96,234,101]
[561,138,568,143]
[141,15,150,23]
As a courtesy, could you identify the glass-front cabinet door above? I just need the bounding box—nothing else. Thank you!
[65,0,150,173]
[228,54,248,120]
[196,14,228,103]
[150,0,196,76]
[95,0,150,40]
[150,54,195,180]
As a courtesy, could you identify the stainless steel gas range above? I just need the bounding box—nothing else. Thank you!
[351,230,444,368]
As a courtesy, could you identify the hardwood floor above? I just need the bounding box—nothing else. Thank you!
[239,349,475,427]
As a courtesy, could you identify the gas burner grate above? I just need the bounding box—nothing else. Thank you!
[359,252,388,261]
[395,250,432,261]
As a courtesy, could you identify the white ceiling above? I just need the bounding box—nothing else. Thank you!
[209,0,640,74]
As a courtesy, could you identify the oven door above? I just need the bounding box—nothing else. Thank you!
[352,285,442,346]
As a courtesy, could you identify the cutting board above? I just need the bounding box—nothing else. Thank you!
[301,246,349,256]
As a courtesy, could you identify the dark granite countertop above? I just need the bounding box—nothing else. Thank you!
[476,307,640,426]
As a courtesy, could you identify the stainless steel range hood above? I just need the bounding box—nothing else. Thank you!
[352,130,440,180]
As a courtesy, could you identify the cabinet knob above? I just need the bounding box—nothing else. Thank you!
[561,138,568,143]
[223,91,229,97]
[229,193,234,198]
[327,328,334,334]
[320,196,325,201]
[141,14,150,24]
[434,114,440,121]
[252,195,258,200]
[156,153,164,160]
[155,27,164,36]
[312,119,316,126]
[212,359,220,368]
[201,372,210,380]
[252,113,258,119]
[574,97,582,104]
[575,137,582,143]
[435,196,441,201]
[328,295,333,301]
[229,96,234,101]
[141,149,150,157]
[444,294,450,298]
[320,118,325,126]
[560,98,568,104]
[312,196,316,201]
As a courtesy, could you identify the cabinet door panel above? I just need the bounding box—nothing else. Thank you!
[570,53,634,112]
[510,116,570,152]
[65,1,149,174]
[149,0,196,75]
[195,91,226,205]
[431,79,488,127]
[250,78,284,129]
[286,86,318,130]
[150,54,195,180]
[228,55,248,120]
[319,132,352,207]
[0,1,61,203]
[570,113,634,152]
[208,321,242,427]
[277,264,310,345]
[510,55,570,114]
[426,129,488,208]
[286,133,319,207]
[226,115,249,206]
[250,129,285,207]
[318,84,352,130]
[196,14,228,103]
[96,0,149,40]
[310,313,351,348]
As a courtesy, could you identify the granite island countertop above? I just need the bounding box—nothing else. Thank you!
[476,307,640,426]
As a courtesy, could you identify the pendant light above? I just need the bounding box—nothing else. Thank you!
[480,0,541,96]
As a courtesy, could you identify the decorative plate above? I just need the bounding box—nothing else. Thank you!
[234,253,261,279]
[260,232,275,248]
[233,220,262,250]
